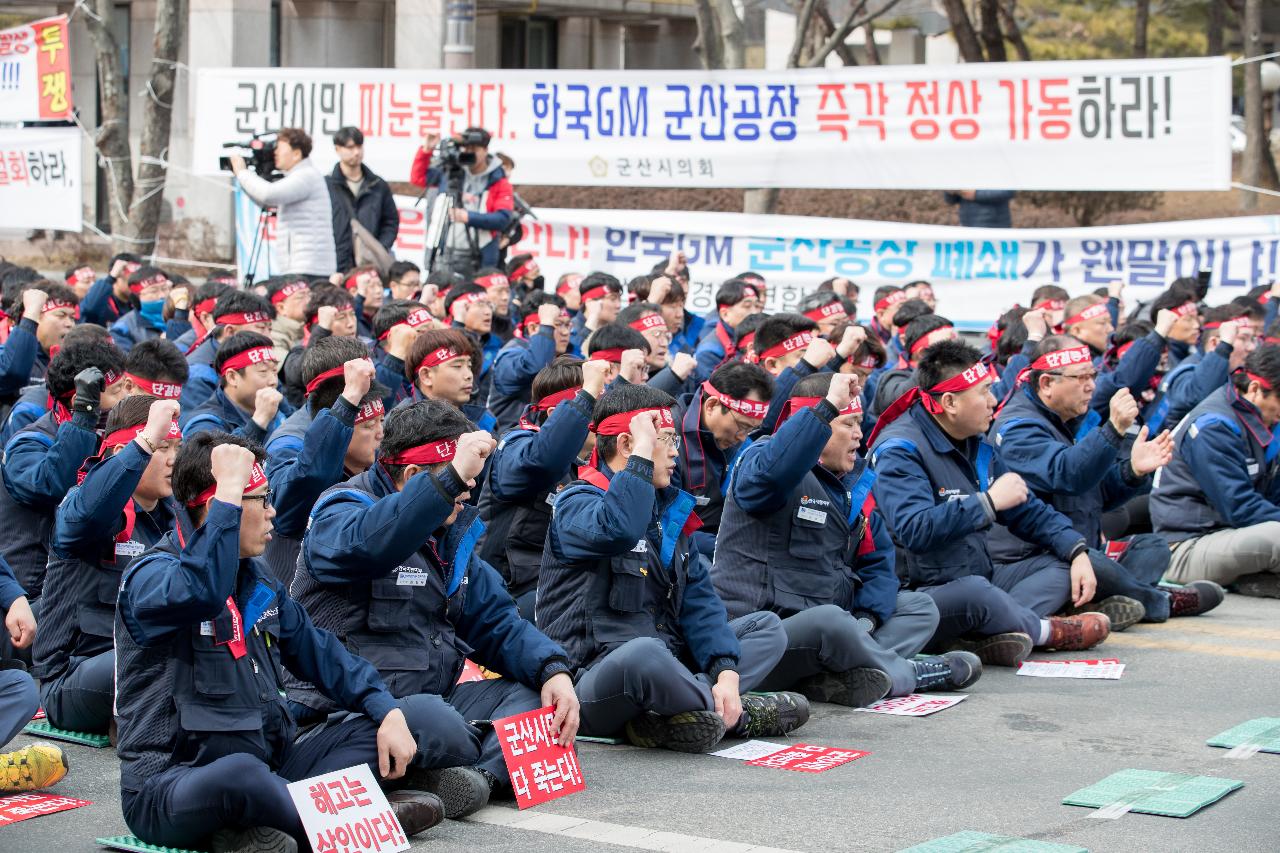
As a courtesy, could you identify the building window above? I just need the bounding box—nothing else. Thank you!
[500,17,557,69]
[269,0,281,67]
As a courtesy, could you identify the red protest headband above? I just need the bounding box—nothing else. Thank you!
[522,308,570,332]
[702,381,768,420]
[777,394,861,427]
[1034,299,1066,312]
[102,368,124,388]
[383,438,457,466]
[874,291,907,312]
[1063,303,1109,327]
[377,308,434,341]
[510,261,536,280]
[1031,345,1092,372]
[344,270,379,290]
[1247,372,1273,391]
[556,274,583,295]
[66,265,94,284]
[758,331,813,362]
[628,313,667,334]
[103,419,181,450]
[42,298,78,315]
[416,346,467,373]
[354,398,385,424]
[581,285,610,302]
[129,274,169,293]
[125,373,183,399]
[216,310,272,327]
[532,386,580,411]
[303,358,374,395]
[194,298,218,316]
[922,361,992,414]
[452,290,490,309]
[909,326,956,357]
[269,281,310,305]
[804,302,845,323]
[1171,301,1199,319]
[219,346,277,375]
[589,348,625,364]
[187,462,268,507]
[590,407,675,435]
[474,273,509,290]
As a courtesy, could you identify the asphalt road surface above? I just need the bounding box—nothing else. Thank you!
[4,594,1278,852]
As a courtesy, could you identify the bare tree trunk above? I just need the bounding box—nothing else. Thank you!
[1134,0,1149,57]
[804,0,906,68]
[998,1,1032,61]
[942,0,986,62]
[83,0,134,248]
[815,2,859,65]
[979,0,1007,62]
[124,0,187,253]
[712,0,746,69]
[692,0,724,69]
[863,22,881,64]
[1241,0,1280,210]
[743,188,780,214]
[788,0,820,67]
[1207,0,1224,56]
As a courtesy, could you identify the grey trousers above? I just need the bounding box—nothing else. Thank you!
[575,611,787,737]
[757,593,940,697]
[1167,522,1280,585]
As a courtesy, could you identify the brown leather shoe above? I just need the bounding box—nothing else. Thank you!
[1045,613,1111,651]
[387,789,446,836]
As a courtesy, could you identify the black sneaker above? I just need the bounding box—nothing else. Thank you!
[734,692,811,737]
[911,651,982,692]
[625,710,726,753]
[210,827,297,853]
[1232,572,1280,599]
[402,766,491,819]
[795,667,891,708]
[1168,580,1226,616]
[950,632,1034,667]
[1070,595,1145,631]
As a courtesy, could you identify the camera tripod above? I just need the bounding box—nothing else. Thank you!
[243,206,275,286]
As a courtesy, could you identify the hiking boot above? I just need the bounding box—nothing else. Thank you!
[1071,595,1145,632]
[1045,613,1111,651]
[950,632,1034,667]
[387,789,446,835]
[795,667,891,707]
[625,710,726,753]
[911,651,982,692]
[1232,572,1280,599]
[0,742,67,794]
[401,766,491,819]
[734,692,811,737]
[210,827,297,853]
[1168,580,1226,616]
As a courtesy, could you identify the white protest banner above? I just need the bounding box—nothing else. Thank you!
[195,58,1230,190]
[857,693,968,716]
[0,127,81,231]
[0,16,73,122]
[285,763,409,853]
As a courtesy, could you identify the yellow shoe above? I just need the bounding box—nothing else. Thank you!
[0,742,68,793]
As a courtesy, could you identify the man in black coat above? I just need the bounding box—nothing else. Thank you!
[328,126,400,271]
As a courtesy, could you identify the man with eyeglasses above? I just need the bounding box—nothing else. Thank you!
[569,272,624,353]
[538,382,809,754]
[869,339,1112,667]
[693,279,764,385]
[990,335,1224,630]
[617,302,698,398]
[488,291,574,434]
[673,361,773,567]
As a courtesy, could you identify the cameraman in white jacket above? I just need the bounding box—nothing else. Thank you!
[231,127,336,276]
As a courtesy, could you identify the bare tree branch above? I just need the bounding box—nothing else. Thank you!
[979,0,1007,61]
[941,0,985,62]
[814,1,859,65]
[692,0,724,69]
[787,0,821,67]
[1134,0,1150,57]
[998,0,1031,61]
[805,0,910,69]
[863,22,882,64]
[711,0,746,68]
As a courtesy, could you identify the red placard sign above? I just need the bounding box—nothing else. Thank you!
[495,706,586,809]
[0,792,91,825]
[746,743,870,773]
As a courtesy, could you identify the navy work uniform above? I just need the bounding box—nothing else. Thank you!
[0,556,37,747]
[487,319,559,435]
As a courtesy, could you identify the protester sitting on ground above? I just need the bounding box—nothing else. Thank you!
[263,339,386,584]
[0,340,128,600]
[266,276,312,360]
[81,253,141,328]
[114,433,444,851]
[370,299,435,406]
[488,292,572,434]
[403,328,496,434]
[110,267,191,354]
[569,272,623,352]
[538,382,809,753]
[279,284,361,408]
[584,323,651,388]
[0,552,62,795]
[170,279,235,353]
[869,339,1111,666]
[472,268,515,343]
[295,400,579,819]
[445,283,501,416]
[749,313,833,432]
[181,291,277,412]
[181,332,285,441]
[632,275,703,357]
[798,291,850,339]
[342,265,384,340]
[1149,305,1255,433]
[693,278,765,384]
[871,314,959,418]
[1151,345,1280,597]
[388,260,423,302]
[618,301,698,397]
[0,324,119,444]
[869,286,906,346]
[715,372,980,707]
[38,396,184,736]
[0,284,78,407]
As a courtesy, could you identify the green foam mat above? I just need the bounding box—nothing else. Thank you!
[1062,769,1242,818]
[23,720,111,747]
[97,836,206,853]
[896,831,1088,852]
[1206,718,1280,754]
[576,735,625,745]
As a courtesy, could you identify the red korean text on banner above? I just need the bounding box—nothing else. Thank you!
[746,743,869,773]
[32,16,71,120]
[0,792,92,825]
[495,705,586,809]
[285,763,409,853]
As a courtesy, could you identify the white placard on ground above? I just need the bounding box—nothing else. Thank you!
[856,693,969,717]
[286,763,409,853]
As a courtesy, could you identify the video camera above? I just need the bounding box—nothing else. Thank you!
[435,128,487,172]
[219,132,281,181]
